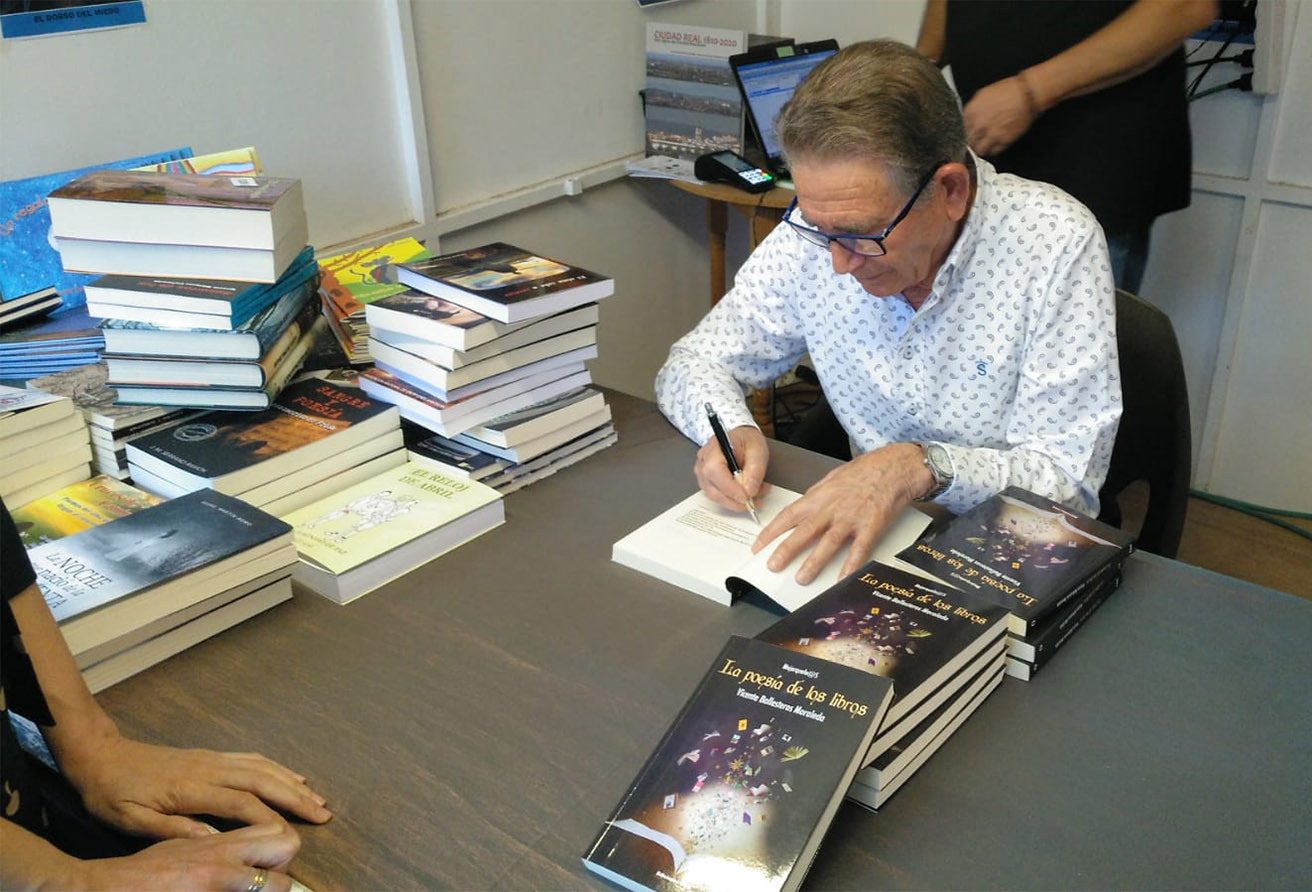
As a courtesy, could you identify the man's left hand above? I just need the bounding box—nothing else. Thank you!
[752,442,929,584]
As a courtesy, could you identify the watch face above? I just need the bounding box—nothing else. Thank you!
[926,443,952,480]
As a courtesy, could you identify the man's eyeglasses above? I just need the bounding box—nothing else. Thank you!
[784,163,944,257]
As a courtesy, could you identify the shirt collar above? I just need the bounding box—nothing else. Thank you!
[926,150,992,304]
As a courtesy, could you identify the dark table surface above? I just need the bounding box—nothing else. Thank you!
[98,391,1312,891]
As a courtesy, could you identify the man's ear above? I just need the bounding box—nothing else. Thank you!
[937,162,973,222]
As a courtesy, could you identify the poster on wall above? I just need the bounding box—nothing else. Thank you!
[0,0,145,39]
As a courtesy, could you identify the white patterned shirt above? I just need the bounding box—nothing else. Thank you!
[655,156,1121,516]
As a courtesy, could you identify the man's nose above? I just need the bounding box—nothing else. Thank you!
[829,241,865,276]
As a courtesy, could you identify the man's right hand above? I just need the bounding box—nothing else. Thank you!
[694,423,769,515]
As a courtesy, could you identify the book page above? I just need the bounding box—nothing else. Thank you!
[611,487,800,605]
[728,505,933,613]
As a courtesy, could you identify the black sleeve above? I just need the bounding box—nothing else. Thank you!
[2,496,37,600]
[1,496,55,725]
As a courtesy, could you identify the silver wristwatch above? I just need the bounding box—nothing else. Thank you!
[917,442,954,501]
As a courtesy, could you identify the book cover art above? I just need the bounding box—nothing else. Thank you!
[28,361,181,430]
[582,636,892,892]
[397,243,611,306]
[49,170,299,212]
[0,148,193,309]
[283,463,502,575]
[10,474,163,548]
[403,423,505,479]
[0,383,65,417]
[317,236,433,316]
[368,289,494,332]
[896,487,1135,632]
[27,489,290,623]
[125,377,394,480]
[644,23,746,161]
[755,561,1009,726]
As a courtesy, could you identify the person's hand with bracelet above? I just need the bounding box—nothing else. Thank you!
[961,67,1046,156]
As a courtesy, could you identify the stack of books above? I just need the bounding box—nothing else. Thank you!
[583,635,895,892]
[317,236,433,365]
[895,487,1136,682]
[0,286,62,330]
[25,489,297,693]
[406,387,618,495]
[27,362,200,479]
[753,562,1010,812]
[123,376,405,517]
[360,242,617,477]
[283,460,505,605]
[0,384,91,508]
[43,169,316,411]
[0,305,105,380]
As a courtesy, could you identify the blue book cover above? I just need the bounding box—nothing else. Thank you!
[0,148,193,310]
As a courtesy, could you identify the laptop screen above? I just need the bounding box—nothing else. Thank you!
[733,44,838,165]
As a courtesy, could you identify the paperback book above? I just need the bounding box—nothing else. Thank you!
[28,360,195,433]
[358,364,592,438]
[643,22,746,162]
[896,486,1135,635]
[26,489,295,656]
[283,462,505,604]
[0,287,62,330]
[46,170,305,250]
[83,245,317,329]
[10,474,163,548]
[403,423,507,481]
[611,488,932,612]
[99,268,319,360]
[366,295,599,360]
[755,560,1010,741]
[0,305,105,378]
[581,635,893,892]
[393,242,614,324]
[1004,570,1123,681]
[124,376,400,496]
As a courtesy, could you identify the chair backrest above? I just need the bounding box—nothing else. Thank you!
[1096,288,1192,558]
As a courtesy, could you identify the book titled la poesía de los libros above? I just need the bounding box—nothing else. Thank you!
[895,486,1135,635]
[284,462,505,604]
[582,635,893,892]
[755,560,1009,747]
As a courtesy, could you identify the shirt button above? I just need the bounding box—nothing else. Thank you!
[908,406,919,415]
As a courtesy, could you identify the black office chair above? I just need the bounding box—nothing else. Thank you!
[784,288,1191,557]
[1096,288,1191,558]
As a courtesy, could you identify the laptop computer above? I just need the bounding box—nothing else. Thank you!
[730,39,840,180]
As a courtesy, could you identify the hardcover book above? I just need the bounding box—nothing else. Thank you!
[393,242,614,323]
[283,462,505,604]
[10,474,162,548]
[611,489,933,612]
[26,489,295,656]
[581,635,893,892]
[755,561,1010,738]
[47,170,305,250]
[123,375,399,496]
[895,486,1135,635]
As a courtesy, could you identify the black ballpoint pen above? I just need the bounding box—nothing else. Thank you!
[705,402,761,525]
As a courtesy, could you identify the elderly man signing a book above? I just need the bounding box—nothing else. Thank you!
[655,39,1121,586]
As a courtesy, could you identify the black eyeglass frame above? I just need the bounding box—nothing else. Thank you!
[783,162,946,257]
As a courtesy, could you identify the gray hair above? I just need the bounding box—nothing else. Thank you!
[776,39,968,192]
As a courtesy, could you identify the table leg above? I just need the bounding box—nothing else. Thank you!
[706,198,728,304]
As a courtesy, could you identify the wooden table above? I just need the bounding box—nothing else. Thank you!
[98,392,1312,891]
[670,180,794,435]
